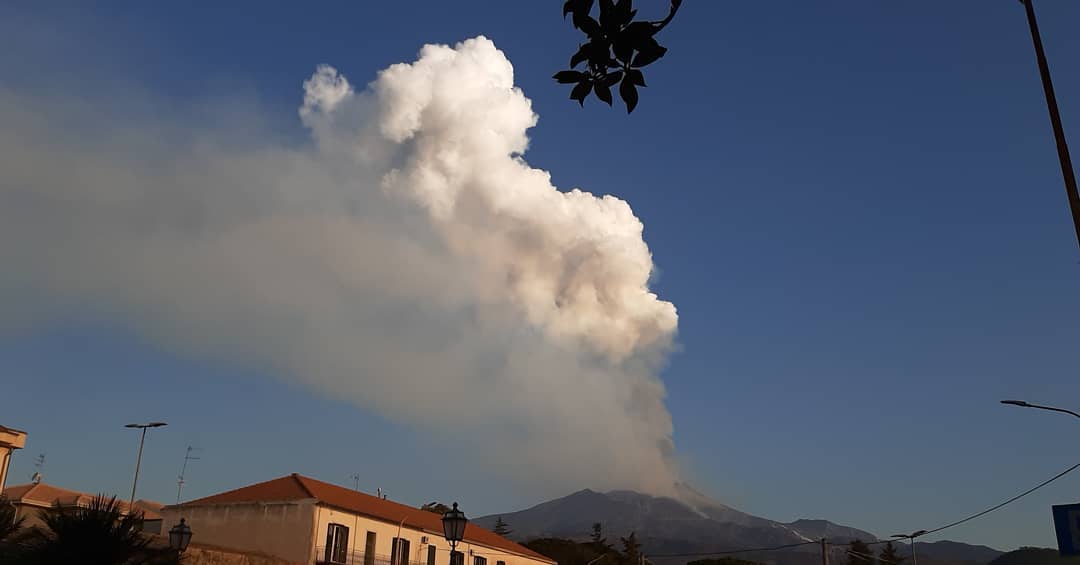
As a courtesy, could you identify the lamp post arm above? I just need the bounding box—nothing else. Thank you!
[1025,403,1080,420]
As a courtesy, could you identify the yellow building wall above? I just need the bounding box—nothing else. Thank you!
[161,501,317,564]
[311,507,549,565]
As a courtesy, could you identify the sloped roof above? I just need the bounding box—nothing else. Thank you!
[2,482,163,519]
[133,499,164,520]
[175,474,552,563]
[3,482,95,507]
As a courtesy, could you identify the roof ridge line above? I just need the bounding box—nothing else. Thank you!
[290,473,317,499]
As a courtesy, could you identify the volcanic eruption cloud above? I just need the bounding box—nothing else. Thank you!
[0,37,680,495]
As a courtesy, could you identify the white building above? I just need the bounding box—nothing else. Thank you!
[161,474,555,565]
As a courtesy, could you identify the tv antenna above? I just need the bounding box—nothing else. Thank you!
[176,446,202,504]
[30,453,45,484]
[349,473,361,491]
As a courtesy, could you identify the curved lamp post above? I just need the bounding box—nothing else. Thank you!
[891,530,927,565]
[169,518,193,553]
[442,503,468,565]
[125,421,167,509]
[1000,400,1080,420]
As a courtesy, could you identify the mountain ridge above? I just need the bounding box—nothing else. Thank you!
[473,488,1003,565]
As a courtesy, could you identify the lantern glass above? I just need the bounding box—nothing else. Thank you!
[441,502,468,543]
[169,518,193,551]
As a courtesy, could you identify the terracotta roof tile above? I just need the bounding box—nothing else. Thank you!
[174,474,552,563]
[3,483,89,506]
[181,474,315,506]
[2,482,163,519]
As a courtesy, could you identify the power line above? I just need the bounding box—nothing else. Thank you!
[643,460,1080,559]
[920,461,1080,537]
[844,548,902,565]
[838,460,1080,550]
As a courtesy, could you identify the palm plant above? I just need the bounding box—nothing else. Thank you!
[17,495,177,565]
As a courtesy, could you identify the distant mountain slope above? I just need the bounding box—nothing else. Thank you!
[987,547,1076,565]
[914,540,1005,564]
[475,488,1003,565]
[474,488,870,555]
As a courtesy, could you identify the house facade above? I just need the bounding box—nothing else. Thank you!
[161,474,555,565]
[0,425,27,492]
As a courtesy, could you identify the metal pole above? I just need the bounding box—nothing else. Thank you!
[820,538,829,565]
[396,514,410,565]
[129,427,147,509]
[910,539,918,565]
[1021,0,1080,251]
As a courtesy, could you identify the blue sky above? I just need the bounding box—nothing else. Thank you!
[3,0,1080,551]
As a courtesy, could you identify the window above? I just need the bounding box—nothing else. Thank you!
[427,545,437,565]
[365,532,377,565]
[474,557,487,565]
[391,537,412,565]
[325,524,349,565]
[497,561,505,565]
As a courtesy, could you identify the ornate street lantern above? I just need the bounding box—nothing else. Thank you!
[442,502,468,565]
[169,518,193,553]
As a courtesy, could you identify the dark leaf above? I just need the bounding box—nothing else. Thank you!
[624,21,658,43]
[594,81,613,105]
[626,68,646,87]
[566,0,594,21]
[553,70,585,84]
[631,39,667,67]
[619,78,639,113]
[599,0,617,32]
[613,37,633,64]
[570,80,593,106]
[603,70,624,86]
[573,13,603,38]
[657,0,682,30]
[570,43,590,68]
[613,0,634,28]
[586,40,611,67]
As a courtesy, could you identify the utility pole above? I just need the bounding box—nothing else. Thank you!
[820,538,829,565]
[176,446,201,504]
[1020,0,1080,252]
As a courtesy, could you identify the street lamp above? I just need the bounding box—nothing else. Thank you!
[442,502,468,565]
[169,518,193,553]
[1000,400,1080,420]
[1017,0,1080,253]
[125,422,167,509]
[891,530,927,565]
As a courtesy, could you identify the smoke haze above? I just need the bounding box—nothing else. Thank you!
[0,37,679,495]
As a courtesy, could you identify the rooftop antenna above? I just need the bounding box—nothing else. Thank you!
[350,474,361,491]
[30,453,45,484]
[176,446,202,504]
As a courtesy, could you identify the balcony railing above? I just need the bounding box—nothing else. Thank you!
[314,549,431,565]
